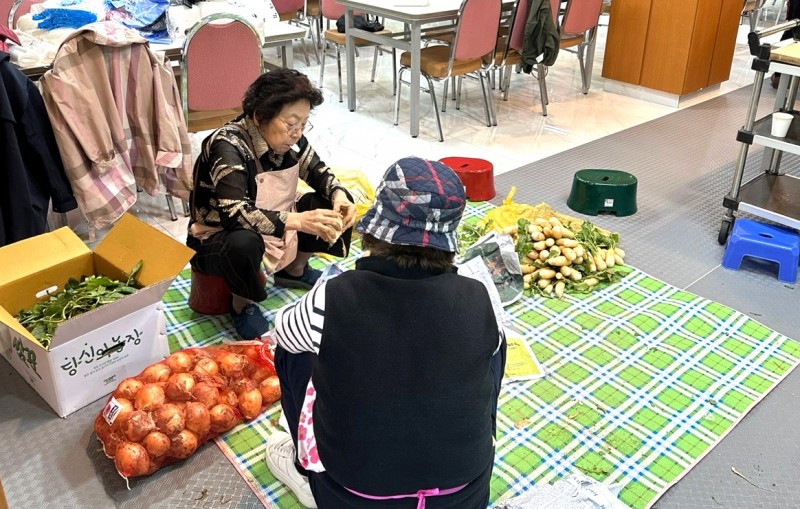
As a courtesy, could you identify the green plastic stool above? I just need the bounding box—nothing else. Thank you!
[567,169,638,216]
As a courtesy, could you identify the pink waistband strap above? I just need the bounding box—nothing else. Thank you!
[345,483,468,509]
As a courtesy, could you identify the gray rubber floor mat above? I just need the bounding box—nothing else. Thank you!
[493,82,800,508]
[2,83,798,509]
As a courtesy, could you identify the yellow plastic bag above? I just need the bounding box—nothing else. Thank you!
[478,187,591,234]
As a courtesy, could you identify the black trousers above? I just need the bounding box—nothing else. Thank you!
[782,0,800,40]
[186,192,353,301]
[274,338,507,509]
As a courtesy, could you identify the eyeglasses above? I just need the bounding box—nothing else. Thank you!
[281,118,313,136]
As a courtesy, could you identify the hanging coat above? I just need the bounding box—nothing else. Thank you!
[39,22,193,229]
[521,0,560,71]
[0,50,77,247]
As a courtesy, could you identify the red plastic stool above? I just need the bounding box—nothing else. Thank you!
[439,157,496,201]
[188,268,267,315]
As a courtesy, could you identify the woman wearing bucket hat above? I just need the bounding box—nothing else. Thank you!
[265,156,507,509]
[186,69,356,340]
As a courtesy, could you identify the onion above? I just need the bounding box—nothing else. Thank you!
[94,414,113,443]
[153,404,185,436]
[218,352,246,378]
[191,382,220,408]
[238,388,263,420]
[193,357,219,377]
[259,376,281,405]
[184,402,211,438]
[115,442,150,478]
[103,432,124,458]
[120,410,156,442]
[241,345,262,361]
[142,431,171,457]
[219,388,238,407]
[135,384,166,412]
[165,373,196,401]
[209,404,240,433]
[229,377,257,395]
[109,398,134,430]
[114,378,144,400]
[250,365,275,383]
[140,363,172,383]
[168,429,199,459]
[165,351,194,373]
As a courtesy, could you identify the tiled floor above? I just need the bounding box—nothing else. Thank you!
[65,11,787,246]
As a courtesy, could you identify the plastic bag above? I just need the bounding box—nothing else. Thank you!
[459,231,524,307]
[93,342,281,480]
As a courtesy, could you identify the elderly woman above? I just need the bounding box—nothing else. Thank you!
[265,157,507,509]
[187,69,356,340]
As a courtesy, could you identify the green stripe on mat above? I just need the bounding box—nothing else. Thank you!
[163,202,800,509]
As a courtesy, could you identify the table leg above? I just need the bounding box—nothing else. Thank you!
[284,43,294,69]
[345,8,356,112]
[410,23,421,137]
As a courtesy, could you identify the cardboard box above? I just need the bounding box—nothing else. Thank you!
[0,214,194,417]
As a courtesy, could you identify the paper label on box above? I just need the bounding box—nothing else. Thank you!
[103,396,124,425]
[604,198,614,207]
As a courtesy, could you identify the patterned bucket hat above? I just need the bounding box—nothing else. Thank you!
[356,157,466,252]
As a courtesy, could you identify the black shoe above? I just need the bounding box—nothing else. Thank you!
[231,303,269,340]
[772,73,781,89]
[273,264,322,290]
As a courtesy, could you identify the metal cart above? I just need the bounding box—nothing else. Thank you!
[719,20,800,244]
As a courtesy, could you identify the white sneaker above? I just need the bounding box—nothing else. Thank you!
[265,431,318,508]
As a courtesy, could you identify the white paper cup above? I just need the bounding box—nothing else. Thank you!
[771,112,793,137]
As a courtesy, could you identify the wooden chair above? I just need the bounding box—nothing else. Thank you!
[393,0,502,141]
[181,14,264,132]
[8,0,43,28]
[319,0,396,103]
[741,0,766,31]
[178,13,264,220]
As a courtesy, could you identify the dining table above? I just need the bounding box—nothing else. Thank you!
[13,21,306,80]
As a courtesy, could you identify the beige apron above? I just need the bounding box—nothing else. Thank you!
[190,125,299,275]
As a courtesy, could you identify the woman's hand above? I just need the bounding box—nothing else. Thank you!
[332,189,357,230]
[286,209,343,244]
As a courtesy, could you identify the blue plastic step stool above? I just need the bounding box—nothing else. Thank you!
[722,219,800,283]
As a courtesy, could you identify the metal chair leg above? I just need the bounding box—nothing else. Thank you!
[503,64,512,101]
[392,49,397,95]
[394,67,406,125]
[166,195,178,221]
[537,63,548,116]
[426,75,444,142]
[336,45,343,103]
[370,46,379,82]
[578,43,588,94]
[441,80,449,112]
[478,71,492,127]
[482,70,497,126]
[182,199,190,217]
[456,76,463,110]
[319,42,327,87]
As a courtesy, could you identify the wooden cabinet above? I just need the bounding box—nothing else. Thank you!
[602,0,741,96]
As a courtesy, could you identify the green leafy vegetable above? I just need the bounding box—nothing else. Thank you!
[16,261,143,349]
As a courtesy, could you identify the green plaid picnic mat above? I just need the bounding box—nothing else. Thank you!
[163,202,800,508]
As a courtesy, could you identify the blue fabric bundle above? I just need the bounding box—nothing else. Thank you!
[33,9,98,30]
